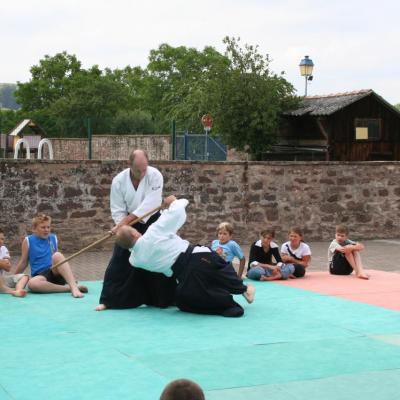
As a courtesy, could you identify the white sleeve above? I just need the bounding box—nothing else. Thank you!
[0,246,10,259]
[302,243,312,256]
[150,199,189,236]
[328,240,341,254]
[110,178,128,224]
[132,169,163,222]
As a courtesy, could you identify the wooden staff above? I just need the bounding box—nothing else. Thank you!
[51,205,163,270]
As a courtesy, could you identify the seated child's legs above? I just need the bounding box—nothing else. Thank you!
[5,274,29,290]
[247,266,269,281]
[260,269,282,281]
[330,253,353,275]
[293,264,306,278]
[280,264,295,280]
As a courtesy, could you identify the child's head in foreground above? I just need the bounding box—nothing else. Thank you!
[159,379,205,400]
[217,222,234,244]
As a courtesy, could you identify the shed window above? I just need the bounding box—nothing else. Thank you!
[355,119,381,141]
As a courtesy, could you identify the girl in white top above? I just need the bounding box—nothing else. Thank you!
[280,227,312,278]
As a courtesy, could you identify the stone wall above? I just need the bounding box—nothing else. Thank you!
[1,160,399,252]
[33,135,171,160]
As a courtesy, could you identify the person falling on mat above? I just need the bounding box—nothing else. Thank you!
[116,196,256,317]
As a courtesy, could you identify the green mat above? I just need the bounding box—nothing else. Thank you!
[1,281,400,399]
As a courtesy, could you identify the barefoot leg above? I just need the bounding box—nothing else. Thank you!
[52,252,83,298]
[243,284,256,304]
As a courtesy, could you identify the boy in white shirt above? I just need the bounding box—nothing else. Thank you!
[280,227,312,278]
[328,224,369,279]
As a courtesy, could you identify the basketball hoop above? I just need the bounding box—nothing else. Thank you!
[201,114,213,132]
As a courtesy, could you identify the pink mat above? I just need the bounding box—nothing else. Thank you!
[275,270,400,312]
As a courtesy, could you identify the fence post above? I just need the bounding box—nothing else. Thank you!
[184,131,189,160]
[87,117,92,160]
[171,120,176,160]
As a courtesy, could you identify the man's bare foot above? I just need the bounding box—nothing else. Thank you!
[357,273,369,280]
[95,304,107,311]
[243,284,256,304]
[71,288,84,298]
[12,289,27,298]
[78,285,89,293]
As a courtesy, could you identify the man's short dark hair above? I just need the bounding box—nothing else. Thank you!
[160,379,205,400]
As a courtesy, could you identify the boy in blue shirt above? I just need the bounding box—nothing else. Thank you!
[211,222,246,278]
[15,214,88,298]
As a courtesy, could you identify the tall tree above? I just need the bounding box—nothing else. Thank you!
[15,52,82,111]
[206,37,299,160]
[145,44,230,132]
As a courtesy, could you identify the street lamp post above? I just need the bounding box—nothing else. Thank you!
[299,55,314,96]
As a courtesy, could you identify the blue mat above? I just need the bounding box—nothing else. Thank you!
[1,281,400,399]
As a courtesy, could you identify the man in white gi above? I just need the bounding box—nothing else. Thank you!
[96,149,176,311]
[116,196,255,317]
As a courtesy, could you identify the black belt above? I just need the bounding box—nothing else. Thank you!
[171,244,195,279]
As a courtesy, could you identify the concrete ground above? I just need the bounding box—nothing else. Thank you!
[10,239,398,281]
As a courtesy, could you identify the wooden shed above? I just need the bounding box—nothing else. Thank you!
[0,119,47,157]
[266,90,400,161]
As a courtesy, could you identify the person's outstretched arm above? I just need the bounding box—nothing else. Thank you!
[150,196,189,236]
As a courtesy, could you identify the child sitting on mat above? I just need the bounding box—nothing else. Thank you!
[328,224,369,279]
[211,222,246,278]
[0,228,29,297]
[14,214,88,298]
[247,229,295,281]
[280,227,312,278]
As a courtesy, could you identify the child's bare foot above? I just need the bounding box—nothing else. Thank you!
[78,285,89,293]
[357,273,369,280]
[260,269,282,281]
[243,284,256,304]
[95,304,107,311]
[12,289,27,298]
[71,288,84,298]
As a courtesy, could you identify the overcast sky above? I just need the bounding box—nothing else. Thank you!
[1,0,399,104]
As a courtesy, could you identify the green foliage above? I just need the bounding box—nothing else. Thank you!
[206,37,299,160]
[395,103,400,111]
[11,41,299,157]
[0,84,19,110]
[110,110,155,134]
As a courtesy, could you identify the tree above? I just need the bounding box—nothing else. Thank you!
[0,84,20,110]
[49,66,130,136]
[15,52,82,111]
[205,37,299,160]
[144,44,230,132]
[395,103,400,111]
[14,53,131,137]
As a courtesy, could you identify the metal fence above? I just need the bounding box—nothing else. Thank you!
[175,132,227,161]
